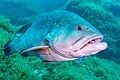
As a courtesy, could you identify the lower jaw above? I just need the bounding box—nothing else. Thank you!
[90,51,102,55]
[80,42,108,52]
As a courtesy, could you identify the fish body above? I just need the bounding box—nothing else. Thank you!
[4,10,107,62]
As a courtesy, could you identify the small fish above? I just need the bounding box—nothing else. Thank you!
[4,10,107,62]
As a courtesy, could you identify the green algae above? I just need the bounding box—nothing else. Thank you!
[0,16,20,50]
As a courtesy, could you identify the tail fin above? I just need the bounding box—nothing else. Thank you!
[3,24,31,56]
[3,46,12,56]
[3,40,15,56]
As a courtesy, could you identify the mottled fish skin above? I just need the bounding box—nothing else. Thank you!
[4,10,107,62]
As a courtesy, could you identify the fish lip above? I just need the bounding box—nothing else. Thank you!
[80,35,103,50]
[72,33,104,51]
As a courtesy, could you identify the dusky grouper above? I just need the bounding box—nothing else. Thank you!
[4,10,107,62]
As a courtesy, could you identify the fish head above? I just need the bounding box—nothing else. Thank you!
[47,17,108,58]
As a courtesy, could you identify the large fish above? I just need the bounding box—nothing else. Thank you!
[4,10,107,62]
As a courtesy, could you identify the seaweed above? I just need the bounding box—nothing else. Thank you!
[0,16,19,33]
[41,57,120,80]
[0,15,20,50]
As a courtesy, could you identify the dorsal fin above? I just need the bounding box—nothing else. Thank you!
[16,24,32,37]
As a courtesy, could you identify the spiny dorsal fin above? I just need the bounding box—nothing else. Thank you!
[16,24,31,37]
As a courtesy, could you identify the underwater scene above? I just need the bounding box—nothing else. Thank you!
[0,0,120,80]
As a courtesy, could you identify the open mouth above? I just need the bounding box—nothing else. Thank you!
[80,36,103,50]
[72,36,103,52]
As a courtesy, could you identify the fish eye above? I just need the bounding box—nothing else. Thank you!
[76,25,82,31]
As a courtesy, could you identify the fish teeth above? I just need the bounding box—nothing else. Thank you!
[90,41,94,44]
[80,37,103,50]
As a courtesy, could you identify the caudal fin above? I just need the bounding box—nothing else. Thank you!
[3,40,14,56]
[3,46,12,56]
[3,24,31,56]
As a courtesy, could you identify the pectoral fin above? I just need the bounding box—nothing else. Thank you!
[21,46,50,55]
